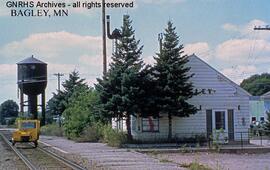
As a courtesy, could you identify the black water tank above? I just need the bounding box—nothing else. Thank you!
[17,56,47,95]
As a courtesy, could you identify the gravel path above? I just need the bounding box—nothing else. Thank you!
[0,135,28,170]
[156,152,270,170]
[40,136,183,170]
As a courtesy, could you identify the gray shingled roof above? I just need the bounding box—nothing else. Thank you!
[17,55,46,65]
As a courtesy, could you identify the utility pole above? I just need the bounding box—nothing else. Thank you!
[254,25,270,31]
[53,73,64,91]
[53,73,64,127]
[102,0,107,75]
[158,33,163,54]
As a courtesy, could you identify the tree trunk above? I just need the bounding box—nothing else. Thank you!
[126,114,132,141]
[168,113,172,141]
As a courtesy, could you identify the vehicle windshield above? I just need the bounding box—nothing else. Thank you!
[20,122,36,129]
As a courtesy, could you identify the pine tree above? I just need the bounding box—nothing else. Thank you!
[96,15,145,139]
[153,21,197,140]
[47,70,88,117]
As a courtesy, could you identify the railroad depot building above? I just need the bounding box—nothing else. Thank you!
[113,54,251,142]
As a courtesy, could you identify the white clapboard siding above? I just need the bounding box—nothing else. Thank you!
[129,54,250,141]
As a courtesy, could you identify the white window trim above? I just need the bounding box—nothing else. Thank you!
[212,110,228,132]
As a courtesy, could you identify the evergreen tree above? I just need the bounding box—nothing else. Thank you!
[96,15,146,139]
[47,70,88,117]
[153,21,197,140]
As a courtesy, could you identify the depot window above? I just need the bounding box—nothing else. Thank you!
[215,111,225,130]
[142,117,159,132]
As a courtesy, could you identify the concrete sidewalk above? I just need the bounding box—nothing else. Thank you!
[40,136,183,170]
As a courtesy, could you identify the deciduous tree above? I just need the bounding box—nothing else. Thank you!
[0,100,19,124]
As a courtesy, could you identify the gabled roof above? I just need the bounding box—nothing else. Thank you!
[17,55,47,65]
[262,91,270,97]
[189,54,251,97]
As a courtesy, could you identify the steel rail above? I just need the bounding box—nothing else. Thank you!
[0,132,36,170]
[35,145,86,170]
[1,130,86,170]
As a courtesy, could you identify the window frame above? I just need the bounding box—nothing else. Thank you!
[141,117,159,133]
[212,110,228,131]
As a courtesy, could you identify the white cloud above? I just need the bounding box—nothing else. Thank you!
[216,19,270,83]
[1,31,102,61]
[222,23,238,32]
[222,19,270,40]
[221,65,257,84]
[241,19,270,39]
[47,63,77,74]
[79,55,104,66]
[184,42,211,61]
[0,64,16,77]
[215,38,270,64]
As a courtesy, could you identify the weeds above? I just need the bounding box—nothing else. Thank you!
[159,158,173,163]
[40,123,64,137]
[180,154,212,170]
[181,162,212,170]
[180,143,190,153]
[102,124,127,147]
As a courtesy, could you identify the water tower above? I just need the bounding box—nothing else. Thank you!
[17,56,47,125]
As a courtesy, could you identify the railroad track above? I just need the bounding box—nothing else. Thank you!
[0,130,86,170]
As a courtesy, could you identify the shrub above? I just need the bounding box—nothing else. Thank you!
[102,124,127,147]
[76,123,104,142]
[62,87,99,139]
[73,123,127,147]
[40,123,64,137]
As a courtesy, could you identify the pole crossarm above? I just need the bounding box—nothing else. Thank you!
[254,25,270,30]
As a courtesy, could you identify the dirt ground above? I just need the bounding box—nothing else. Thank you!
[155,152,270,170]
[0,136,28,170]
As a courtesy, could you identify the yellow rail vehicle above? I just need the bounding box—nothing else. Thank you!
[12,120,40,147]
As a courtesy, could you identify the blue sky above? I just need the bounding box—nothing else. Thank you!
[0,0,270,104]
